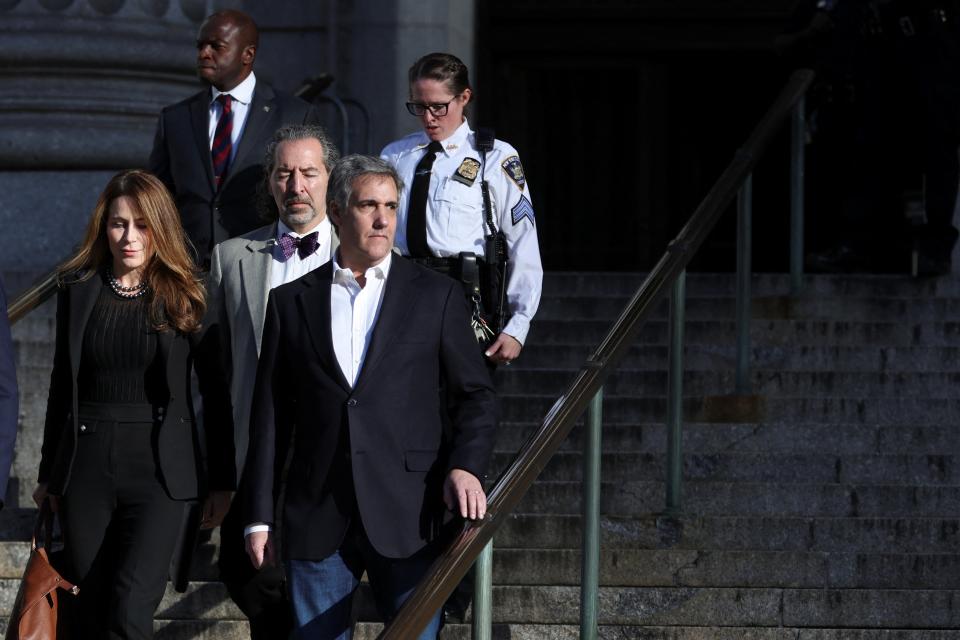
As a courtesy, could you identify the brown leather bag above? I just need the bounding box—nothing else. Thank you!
[5,501,79,640]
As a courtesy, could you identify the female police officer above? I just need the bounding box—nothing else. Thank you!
[381,52,542,366]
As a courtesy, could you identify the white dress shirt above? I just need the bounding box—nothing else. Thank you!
[381,119,543,344]
[270,218,333,290]
[330,252,392,387]
[208,71,257,165]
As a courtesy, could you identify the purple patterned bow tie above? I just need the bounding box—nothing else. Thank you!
[278,231,320,260]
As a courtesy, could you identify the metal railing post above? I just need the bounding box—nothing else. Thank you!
[790,95,806,295]
[735,174,753,395]
[580,389,603,639]
[665,271,685,513]
[472,540,493,639]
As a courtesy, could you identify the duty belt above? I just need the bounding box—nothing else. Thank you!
[409,252,498,344]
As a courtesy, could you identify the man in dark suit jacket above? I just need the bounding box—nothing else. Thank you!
[0,276,18,508]
[243,155,497,639]
[149,9,319,267]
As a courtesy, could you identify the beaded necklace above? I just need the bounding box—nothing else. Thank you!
[107,266,148,299]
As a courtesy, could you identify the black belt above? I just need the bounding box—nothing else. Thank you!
[408,255,487,272]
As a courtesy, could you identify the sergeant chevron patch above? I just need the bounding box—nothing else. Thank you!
[511,196,535,226]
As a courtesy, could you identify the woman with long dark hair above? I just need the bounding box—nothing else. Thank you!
[32,169,233,638]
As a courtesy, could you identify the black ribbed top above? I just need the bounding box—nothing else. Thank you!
[77,278,163,405]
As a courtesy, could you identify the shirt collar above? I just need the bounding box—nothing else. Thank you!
[210,71,256,106]
[417,119,472,156]
[332,251,393,286]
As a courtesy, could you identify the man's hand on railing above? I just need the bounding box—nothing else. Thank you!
[443,468,486,521]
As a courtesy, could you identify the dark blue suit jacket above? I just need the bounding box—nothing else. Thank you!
[0,277,18,506]
[243,257,497,560]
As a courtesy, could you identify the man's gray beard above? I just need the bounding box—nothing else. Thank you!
[281,208,318,229]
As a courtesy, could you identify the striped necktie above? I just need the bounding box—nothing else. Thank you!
[211,94,233,189]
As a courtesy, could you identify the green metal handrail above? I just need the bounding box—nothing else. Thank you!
[379,68,815,638]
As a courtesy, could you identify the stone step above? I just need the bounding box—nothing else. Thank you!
[517,343,960,371]
[151,582,960,628]
[515,481,960,518]
[493,422,960,456]
[2,620,945,639]
[499,394,960,425]
[540,272,960,299]
[4,619,957,639]
[535,295,960,322]
[349,585,960,628]
[487,549,960,589]
[530,318,960,348]
[499,369,960,397]
[490,451,960,485]
[358,625,960,640]
[491,513,960,553]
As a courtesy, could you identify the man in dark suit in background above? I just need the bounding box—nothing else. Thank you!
[243,155,497,639]
[0,277,18,508]
[149,9,319,267]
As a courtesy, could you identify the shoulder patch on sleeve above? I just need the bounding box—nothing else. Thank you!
[501,155,526,191]
[511,195,535,226]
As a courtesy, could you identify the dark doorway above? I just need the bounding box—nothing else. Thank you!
[475,2,799,272]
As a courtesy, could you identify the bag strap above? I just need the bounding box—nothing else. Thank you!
[33,499,54,551]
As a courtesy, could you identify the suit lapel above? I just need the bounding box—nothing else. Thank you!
[68,274,102,382]
[352,257,422,395]
[225,84,277,187]
[239,227,276,353]
[189,92,216,191]
[298,264,351,392]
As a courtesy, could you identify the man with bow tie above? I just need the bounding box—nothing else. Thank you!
[205,123,340,638]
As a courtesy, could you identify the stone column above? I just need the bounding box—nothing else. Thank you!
[0,0,212,272]
[0,0,212,507]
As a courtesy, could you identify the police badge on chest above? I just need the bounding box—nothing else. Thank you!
[451,158,481,187]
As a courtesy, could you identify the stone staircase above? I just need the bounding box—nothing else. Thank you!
[2,271,960,638]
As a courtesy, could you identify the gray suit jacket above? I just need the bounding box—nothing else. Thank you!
[207,222,338,485]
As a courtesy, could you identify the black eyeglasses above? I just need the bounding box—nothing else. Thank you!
[405,99,455,117]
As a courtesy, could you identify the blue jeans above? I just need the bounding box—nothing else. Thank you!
[286,525,443,640]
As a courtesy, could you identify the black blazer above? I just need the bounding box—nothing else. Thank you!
[148,82,318,264]
[243,257,497,560]
[38,273,234,500]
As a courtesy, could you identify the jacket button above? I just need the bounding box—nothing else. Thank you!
[347,399,358,407]
[79,424,87,433]
[157,407,165,416]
